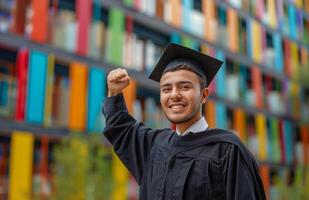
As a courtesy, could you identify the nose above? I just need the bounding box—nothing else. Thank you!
[170,88,181,101]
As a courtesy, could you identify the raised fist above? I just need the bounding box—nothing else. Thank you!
[107,68,130,97]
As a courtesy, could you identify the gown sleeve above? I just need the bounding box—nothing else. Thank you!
[223,144,266,200]
[102,94,158,184]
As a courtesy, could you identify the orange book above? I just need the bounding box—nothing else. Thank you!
[204,99,216,128]
[202,0,216,42]
[68,62,88,131]
[31,0,49,43]
[259,165,270,200]
[156,0,164,19]
[233,108,246,141]
[227,9,239,52]
[170,0,182,27]
[251,67,263,109]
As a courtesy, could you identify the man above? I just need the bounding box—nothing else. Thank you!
[103,43,266,200]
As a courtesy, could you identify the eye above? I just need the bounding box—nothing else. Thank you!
[180,84,191,90]
[161,88,171,93]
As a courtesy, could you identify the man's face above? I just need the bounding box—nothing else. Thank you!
[160,69,207,126]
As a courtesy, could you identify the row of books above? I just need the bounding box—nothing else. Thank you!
[131,0,309,45]
[1,1,308,84]
[204,99,309,164]
[0,45,308,129]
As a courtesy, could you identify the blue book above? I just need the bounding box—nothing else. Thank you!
[288,4,297,40]
[182,0,193,32]
[216,102,227,129]
[246,19,252,59]
[273,33,283,74]
[26,51,48,124]
[87,67,106,133]
[283,120,294,164]
[215,50,226,98]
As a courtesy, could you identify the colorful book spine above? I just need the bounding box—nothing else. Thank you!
[227,8,239,52]
[255,113,268,161]
[87,67,106,133]
[107,9,125,66]
[26,50,48,124]
[267,0,277,28]
[31,0,48,43]
[8,131,34,200]
[182,0,193,32]
[283,120,294,163]
[233,108,246,141]
[15,49,29,121]
[44,55,55,127]
[251,67,263,109]
[273,33,283,74]
[170,0,181,28]
[69,62,88,131]
[76,0,92,55]
[290,42,300,81]
[216,102,227,129]
[204,99,216,128]
[288,4,297,40]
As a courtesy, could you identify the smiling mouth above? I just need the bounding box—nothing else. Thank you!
[168,104,186,112]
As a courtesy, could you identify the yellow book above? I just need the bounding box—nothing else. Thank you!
[44,54,55,127]
[255,113,267,160]
[69,62,88,131]
[267,0,277,28]
[291,42,300,81]
[9,132,34,200]
[252,20,262,63]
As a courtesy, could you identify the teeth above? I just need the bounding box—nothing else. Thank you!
[171,105,184,109]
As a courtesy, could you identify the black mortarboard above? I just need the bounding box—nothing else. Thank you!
[149,43,223,87]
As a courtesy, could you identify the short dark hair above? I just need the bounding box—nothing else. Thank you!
[162,64,207,90]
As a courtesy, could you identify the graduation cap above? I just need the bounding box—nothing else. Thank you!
[149,43,223,87]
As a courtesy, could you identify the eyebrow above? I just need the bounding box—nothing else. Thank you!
[160,81,194,88]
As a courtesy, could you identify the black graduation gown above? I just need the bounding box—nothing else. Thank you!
[102,94,266,200]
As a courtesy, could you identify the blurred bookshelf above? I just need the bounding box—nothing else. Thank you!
[0,0,308,199]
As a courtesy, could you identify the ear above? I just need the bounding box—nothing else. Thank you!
[201,88,209,104]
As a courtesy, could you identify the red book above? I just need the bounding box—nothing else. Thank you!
[15,49,29,121]
[76,0,92,55]
[283,39,292,77]
[251,67,263,109]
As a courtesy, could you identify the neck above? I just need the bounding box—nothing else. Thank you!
[176,115,202,134]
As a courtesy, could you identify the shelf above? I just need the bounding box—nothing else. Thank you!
[0,31,306,124]
[0,117,304,169]
[101,0,309,90]
[217,0,309,50]
[0,117,70,139]
[0,31,159,94]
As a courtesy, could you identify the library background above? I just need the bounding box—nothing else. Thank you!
[0,0,308,199]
